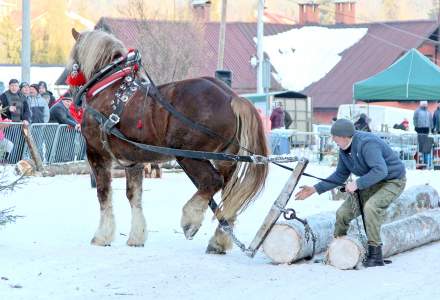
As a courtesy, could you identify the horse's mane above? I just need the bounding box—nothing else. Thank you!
[68,30,128,80]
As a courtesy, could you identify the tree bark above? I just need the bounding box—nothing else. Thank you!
[327,209,440,269]
[262,185,439,264]
[263,212,335,264]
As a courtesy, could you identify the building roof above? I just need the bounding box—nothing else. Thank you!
[301,20,439,109]
[96,17,293,94]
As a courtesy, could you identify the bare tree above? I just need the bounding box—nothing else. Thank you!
[121,0,209,85]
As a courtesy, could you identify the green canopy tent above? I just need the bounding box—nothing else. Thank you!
[353,48,440,101]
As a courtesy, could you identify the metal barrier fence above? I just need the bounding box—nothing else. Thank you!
[269,131,440,170]
[1,122,439,170]
[1,122,86,165]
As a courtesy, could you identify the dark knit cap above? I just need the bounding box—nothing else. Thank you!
[9,78,19,85]
[30,83,39,91]
[331,119,355,137]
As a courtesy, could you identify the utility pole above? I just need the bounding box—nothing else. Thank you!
[256,0,265,93]
[21,0,31,83]
[217,0,227,69]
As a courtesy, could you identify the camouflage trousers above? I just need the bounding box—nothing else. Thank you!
[334,177,407,245]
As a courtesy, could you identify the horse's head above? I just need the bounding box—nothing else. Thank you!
[67,28,128,84]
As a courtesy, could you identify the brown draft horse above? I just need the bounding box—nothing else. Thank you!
[68,28,268,254]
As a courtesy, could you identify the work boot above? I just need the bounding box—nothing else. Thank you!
[363,244,385,267]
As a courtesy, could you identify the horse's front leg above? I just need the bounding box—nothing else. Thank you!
[88,152,115,246]
[125,165,146,247]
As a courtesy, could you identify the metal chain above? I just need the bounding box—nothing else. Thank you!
[348,193,367,260]
[278,206,317,260]
[219,224,247,252]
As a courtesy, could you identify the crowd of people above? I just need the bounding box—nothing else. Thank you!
[0,78,82,162]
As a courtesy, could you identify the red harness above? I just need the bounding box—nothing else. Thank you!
[85,67,134,99]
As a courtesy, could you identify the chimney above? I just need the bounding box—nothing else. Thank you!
[298,2,320,25]
[335,1,356,24]
[191,0,211,23]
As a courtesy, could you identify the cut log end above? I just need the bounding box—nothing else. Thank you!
[263,224,300,264]
[327,237,364,270]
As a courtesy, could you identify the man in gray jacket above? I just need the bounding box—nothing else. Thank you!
[295,119,406,267]
[413,100,432,134]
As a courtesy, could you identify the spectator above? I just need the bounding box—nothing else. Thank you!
[49,96,80,162]
[417,134,434,169]
[284,109,293,129]
[393,118,409,131]
[28,84,49,123]
[433,101,440,134]
[49,95,79,128]
[19,82,30,98]
[0,79,31,124]
[413,101,432,134]
[354,113,371,132]
[38,81,56,108]
[0,114,13,162]
[270,102,285,129]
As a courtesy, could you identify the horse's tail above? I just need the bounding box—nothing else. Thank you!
[219,97,269,220]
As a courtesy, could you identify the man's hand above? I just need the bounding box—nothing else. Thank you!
[295,185,316,200]
[345,181,358,193]
[75,123,81,131]
[22,120,29,127]
[9,105,16,113]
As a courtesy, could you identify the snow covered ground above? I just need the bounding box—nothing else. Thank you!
[0,163,439,300]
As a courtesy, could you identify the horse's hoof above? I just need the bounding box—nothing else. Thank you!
[127,240,145,247]
[91,237,111,247]
[206,244,226,255]
[182,224,200,240]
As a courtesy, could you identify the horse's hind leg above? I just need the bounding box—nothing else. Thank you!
[125,165,146,247]
[206,160,237,254]
[88,150,115,246]
[178,158,224,240]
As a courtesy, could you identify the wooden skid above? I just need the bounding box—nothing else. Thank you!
[246,158,309,257]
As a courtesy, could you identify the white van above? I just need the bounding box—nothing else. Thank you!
[337,104,415,133]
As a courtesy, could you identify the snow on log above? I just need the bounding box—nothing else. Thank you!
[328,209,440,270]
[263,212,335,264]
[263,185,439,264]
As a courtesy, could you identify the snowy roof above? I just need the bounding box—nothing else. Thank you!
[262,26,368,92]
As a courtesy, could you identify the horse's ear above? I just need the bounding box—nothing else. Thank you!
[72,28,80,41]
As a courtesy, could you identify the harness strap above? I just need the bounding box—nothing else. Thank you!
[85,106,267,163]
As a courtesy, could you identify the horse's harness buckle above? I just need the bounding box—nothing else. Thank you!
[103,113,120,133]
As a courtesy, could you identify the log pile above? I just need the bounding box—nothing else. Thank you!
[263,185,440,266]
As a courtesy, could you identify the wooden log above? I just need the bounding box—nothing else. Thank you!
[347,184,439,237]
[22,126,43,172]
[246,158,309,258]
[326,236,365,270]
[263,212,335,264]
[327,209,440,270]
[263,184,439,264]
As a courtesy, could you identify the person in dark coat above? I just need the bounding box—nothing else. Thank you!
[433,101,440,134]
[0,79,31,124]
[295,119,406,268]
[270,106,284,129]
[354,113,371,132]
[49,97,79,128]
[284,110,293,129]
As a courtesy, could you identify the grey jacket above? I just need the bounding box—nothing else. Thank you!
[27,95,49,123]
[413,107,432,129]
[314,131,406,194]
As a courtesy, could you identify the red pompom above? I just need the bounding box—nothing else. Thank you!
[66,71,87,86]
[137,119,143,129]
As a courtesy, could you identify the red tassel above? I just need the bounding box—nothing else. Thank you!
[66,71,87,86]
[137,119,143,129]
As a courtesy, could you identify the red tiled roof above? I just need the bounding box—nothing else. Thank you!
[91,18,439,110]
[96,17,293,94]
[301,20,439,109]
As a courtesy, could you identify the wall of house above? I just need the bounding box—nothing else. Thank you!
[313,109,337,124]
